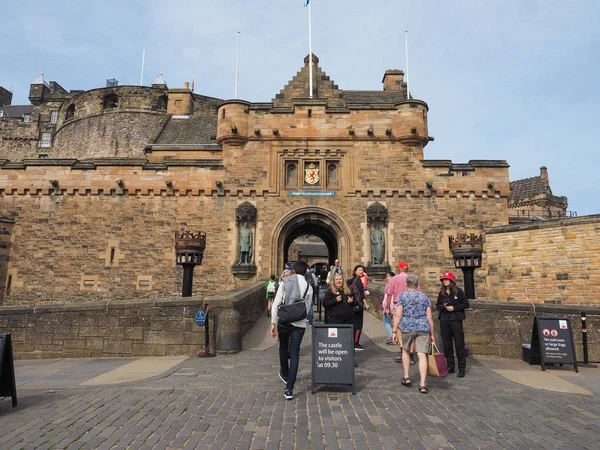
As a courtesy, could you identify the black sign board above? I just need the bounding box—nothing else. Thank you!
[0,333,18,407]
[311,324,355,394]
[530,317,578,373]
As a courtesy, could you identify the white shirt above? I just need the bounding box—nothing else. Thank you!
[271,274,313,328]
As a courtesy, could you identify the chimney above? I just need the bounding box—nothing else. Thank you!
[382,70,404,92]
[540,166,548,180]
[167,82,193,116]
[0,86,12,107]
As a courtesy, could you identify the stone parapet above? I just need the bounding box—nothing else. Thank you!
[367,284,600,361]
[485,215,600,303]
[0,281,265,359]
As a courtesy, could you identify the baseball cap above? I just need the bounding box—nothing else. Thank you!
[398,261,409,269]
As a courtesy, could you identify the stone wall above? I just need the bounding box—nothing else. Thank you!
[367,284,600,361]
[0,118,39,160]
[0,183,507,304]
[0,218,13,305]
[0,282,266,359]
[52,112,168,159]
[485,215,600,304]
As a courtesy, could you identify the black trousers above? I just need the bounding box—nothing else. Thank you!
[440,320,466,371]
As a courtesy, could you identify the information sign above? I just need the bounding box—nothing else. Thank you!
[530,317,578,372]
[311,324,355,394]
[290,192,335,197]
[194,311,206,327]
[0,333,18,407]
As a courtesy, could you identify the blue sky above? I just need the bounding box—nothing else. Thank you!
[2,0,598,215]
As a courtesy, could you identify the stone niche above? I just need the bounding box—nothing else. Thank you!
[232,201,257,279]
[366,202,391,280]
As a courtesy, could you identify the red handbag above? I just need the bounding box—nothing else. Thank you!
[427,343,449,378]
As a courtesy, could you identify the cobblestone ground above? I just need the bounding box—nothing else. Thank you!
[1,330,599,449]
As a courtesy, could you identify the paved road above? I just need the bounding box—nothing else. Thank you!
[1,319,600,449]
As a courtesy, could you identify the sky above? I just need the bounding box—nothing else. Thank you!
[1,0,599,216]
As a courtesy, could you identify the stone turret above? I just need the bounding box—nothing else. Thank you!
[216,100,250,145]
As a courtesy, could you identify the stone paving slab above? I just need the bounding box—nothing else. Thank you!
[2,326,600,449]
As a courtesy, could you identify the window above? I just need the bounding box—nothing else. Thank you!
[40,132,52,148]
[103,93,119,109]
[65,104,75,121]
[286,163,298,189]
[23,114,31,123]
[50,110,58,124]
[327,163,338,188]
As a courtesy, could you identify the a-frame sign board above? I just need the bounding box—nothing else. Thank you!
[0,333,18,407]
[530,317,578,373]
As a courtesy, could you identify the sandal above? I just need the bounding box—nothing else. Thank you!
[400,377,412,387]
[418,385,428,394]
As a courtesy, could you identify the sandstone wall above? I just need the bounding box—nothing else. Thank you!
[367,284,600,361]
[0,179,506,304]
[0,282,265,359]
[485,215,600,304]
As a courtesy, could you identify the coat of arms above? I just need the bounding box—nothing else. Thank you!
[304,163,319,185]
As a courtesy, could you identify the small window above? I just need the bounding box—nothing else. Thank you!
[23,114,31,123]
[40,132,52,148]
[65,104,75,121]
[286,163,298,189]
[50,110,58,124]
[103,93,119,109]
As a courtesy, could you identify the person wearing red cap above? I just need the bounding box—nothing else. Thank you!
[436,272,470,377]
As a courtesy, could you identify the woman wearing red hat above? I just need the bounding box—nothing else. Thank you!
[436,272,470,377]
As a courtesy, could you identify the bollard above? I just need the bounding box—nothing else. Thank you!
[582,312,589,364]
[579,311,597,368]
[214,308,242,353]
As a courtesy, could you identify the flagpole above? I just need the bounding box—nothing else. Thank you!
[308,1,313,99]
[404,31,410,99]
[235,31,240,99]
[140,47,146,86]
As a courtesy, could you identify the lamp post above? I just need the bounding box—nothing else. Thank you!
[175,230,206,297]
[449,233,484,300]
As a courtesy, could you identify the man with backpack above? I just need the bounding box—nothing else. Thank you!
[270,260,313,400]
[265,275,279,317]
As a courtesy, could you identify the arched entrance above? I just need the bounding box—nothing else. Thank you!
[271,207,352,276]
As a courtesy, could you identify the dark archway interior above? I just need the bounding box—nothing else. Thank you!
[283,222,338,269]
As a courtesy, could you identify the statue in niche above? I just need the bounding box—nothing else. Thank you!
[371,223,385,265]
[238,222,253,264]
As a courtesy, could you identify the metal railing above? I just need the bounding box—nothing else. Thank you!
[510,209,577,220]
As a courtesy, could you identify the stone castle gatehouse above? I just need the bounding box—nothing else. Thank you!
[0,56,512,305]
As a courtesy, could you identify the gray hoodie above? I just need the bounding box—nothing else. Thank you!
[271,274,313,328]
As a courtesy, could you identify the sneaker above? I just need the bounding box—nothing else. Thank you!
[448,368,455,374]
[278,371,288,385]
[354,344,365,351]
[457,370,465,378]
[394,354,402,362]
[385,338,393,345]
[284,389,294,400]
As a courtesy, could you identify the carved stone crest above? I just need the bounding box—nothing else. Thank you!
[304,163,319,185]
[366,202,388,226]
[235,201,257,225]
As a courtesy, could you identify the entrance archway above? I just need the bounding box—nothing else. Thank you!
[271,207,352,276]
